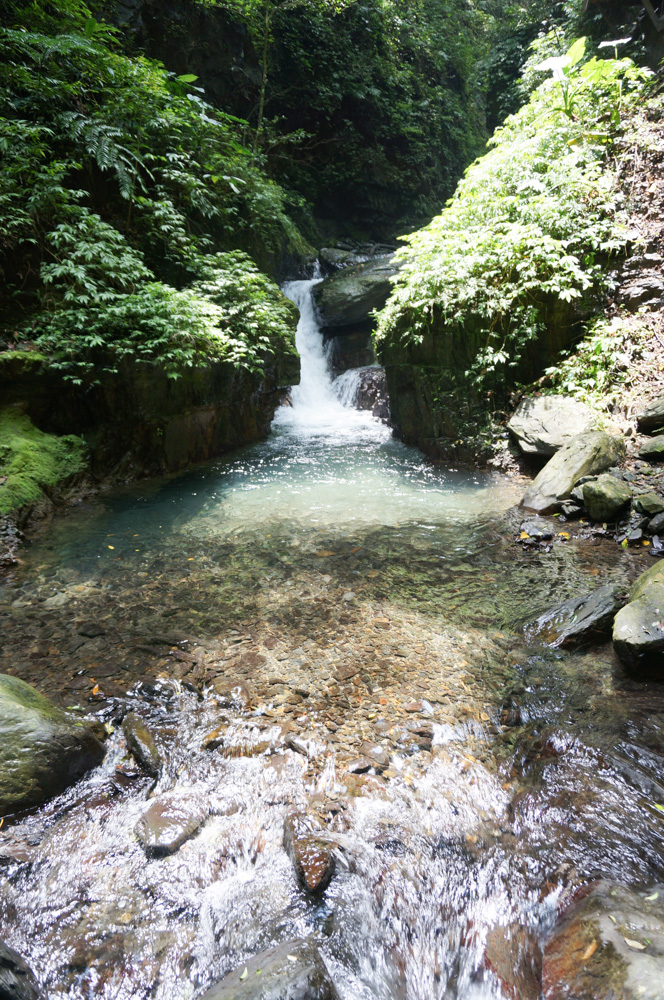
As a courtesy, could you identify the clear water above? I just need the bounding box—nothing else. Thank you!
[1,281,664,1000]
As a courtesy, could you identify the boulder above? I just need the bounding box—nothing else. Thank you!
[543,881,664,999]
[508,395,597,456]
[637,395,664,435]
[634,493,664,517]
[618,272,664,309]
[0,674,106,817]
[283,812,336,895]
[0,940,40,1000]
[613,563,664,677]
[648,511,664,536]
[521,432,626,515]
[638,435,664,462]
[135,793,207,857]
[526,585,624,648]
[122,712,162,779]
[313,255,400,330]
[582,474,632,522]
[519,517,554,540]
[198,939,341,1000]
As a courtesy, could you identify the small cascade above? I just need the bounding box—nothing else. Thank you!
[333,368,362,407]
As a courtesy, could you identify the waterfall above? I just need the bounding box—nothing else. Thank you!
[272,276,383,441]
[332,368,362,407]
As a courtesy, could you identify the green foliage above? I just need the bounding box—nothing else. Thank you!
[376,43,649,392]
[543,314,651,407]
[0,2,305,380]
[0,408,86,514]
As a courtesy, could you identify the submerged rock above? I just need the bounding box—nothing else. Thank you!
[199,939,341,1000]
[527,585,624,648]
[0,674,106,817]
[0,939,40,1000]
[521,432,626,514]
[582,474,632,522]
[638,435,664,462]
[283,812,336,895]
[135,793,206,857]
[613,562,664,677]
[122,712,162,778]
[313,255,399,330]
[637,395,664,434]
[508,395,597,456]
[542,881,664,1000]
[484,923,542,1000]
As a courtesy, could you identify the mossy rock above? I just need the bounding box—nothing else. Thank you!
[0,674,106,816]
[0,408,87,515]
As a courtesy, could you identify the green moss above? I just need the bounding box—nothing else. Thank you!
[0,408,87,514]
[0,350,47,380]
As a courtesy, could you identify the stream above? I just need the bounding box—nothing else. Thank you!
[1,279,664,999]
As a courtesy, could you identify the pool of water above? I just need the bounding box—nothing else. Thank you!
[1,280,663,1000]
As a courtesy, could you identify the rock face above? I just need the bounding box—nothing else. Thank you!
[508,395,597,456]
[638,435,664,462]
[526,585,624,648]
[634,493,664,517]
[637,395,664,434]
[199,939,341,1000]
[135,793,207,857]
[582,474,632,522]
[542,881,664,1000]
[283,812,336,895]
[313,255,399,330]
[521,432,626,514]
[0,674,106,817]
[613,562,664,677]
[0,940,40,1000]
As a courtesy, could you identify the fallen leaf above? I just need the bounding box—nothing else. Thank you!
[520,531,530,540]
[654,803,664,814]
[624,938,647,950]
[582,940,598,961]
[645,892,659,901]
[108,545,114,550]
[239,968,248,981]
[287,955,298,963]
[557,531,570,540]
[92,684,99,696]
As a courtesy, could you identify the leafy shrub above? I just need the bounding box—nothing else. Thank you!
[375,41,649,391]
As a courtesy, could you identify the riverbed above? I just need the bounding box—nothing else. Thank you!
[0,280,663,999]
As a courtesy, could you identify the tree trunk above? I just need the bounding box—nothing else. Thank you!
[253,2,271,152]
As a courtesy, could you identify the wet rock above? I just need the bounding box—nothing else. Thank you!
[283,812,336,895]
[527,585,624,648]
[0,939,40,1000]
[313,255,400,330]
[648,511,664,535]
[0,674,106,817]
[522,432,626,514]
[211,679,252,710]
[582,474,632,522]
[613,563,664,678]
[508,395,597,456]
[359,742,390,772]
[520,518,554,541]
[346,757,372,774]
[121,712,162,778]
[542,881,664,1000]
[639,435,664,462]
[135,793,206,857]
[637,395,664,435]
[634,493,664,517]
[484,924,542,1000]
[199,938,341,1000]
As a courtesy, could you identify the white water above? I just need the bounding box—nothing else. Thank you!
[333,368,363,407]
[272,278,388,442]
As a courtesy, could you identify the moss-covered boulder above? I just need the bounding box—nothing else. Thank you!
[0,674,106,817]
[0,408,86,516]
[313,255,399,330]
[613,562,664,677]
[582,474,632,522]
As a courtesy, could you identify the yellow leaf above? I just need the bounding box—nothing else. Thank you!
[582,940,598,961]
[557,531,570,540]
[316,550,335,557]
[92,684,99,695]
[108,545,114,550]
[645,892,659,901]
[240,968,248,981]
[520,531,530,539]
[624,938,647,950]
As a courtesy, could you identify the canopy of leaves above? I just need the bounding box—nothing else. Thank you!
[0,0,303,382]
[375,43,649,391]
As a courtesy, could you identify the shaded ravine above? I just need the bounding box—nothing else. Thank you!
[0,281,663,999]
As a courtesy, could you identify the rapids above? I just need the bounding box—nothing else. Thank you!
[1,279,663,999]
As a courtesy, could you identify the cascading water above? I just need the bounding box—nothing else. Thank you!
[1,272,663,1000]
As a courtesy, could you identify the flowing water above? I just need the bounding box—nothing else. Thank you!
[1,280,664,999]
